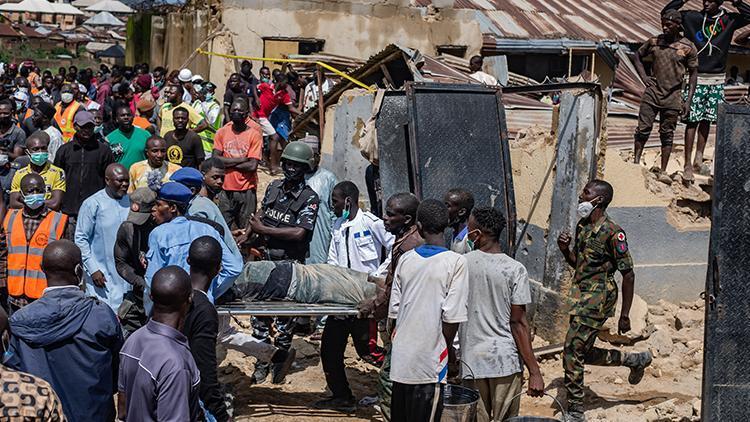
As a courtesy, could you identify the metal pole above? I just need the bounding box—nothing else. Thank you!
[316,64,325,140]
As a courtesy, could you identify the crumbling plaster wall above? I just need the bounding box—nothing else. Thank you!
[209,0,482,87]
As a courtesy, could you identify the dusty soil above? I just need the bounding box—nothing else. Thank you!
[221,297,703,421]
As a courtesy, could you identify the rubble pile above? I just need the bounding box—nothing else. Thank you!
[595,298,704,421]
[527,297,704,422]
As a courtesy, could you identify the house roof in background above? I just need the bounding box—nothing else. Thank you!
[83,10,125,26]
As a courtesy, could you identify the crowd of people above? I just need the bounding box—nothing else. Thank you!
[2,1,743,420]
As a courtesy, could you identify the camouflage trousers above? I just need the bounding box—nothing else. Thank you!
[377,343,393,421]
[563,315,624,409]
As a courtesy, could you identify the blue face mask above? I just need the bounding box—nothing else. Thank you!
[28,152,48,166]
[341,199,351,220]
[23,193,45,209]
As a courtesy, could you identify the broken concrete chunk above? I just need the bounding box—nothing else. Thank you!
[675,309,704,331]
[599,294,654,345]
[647,326,673,357]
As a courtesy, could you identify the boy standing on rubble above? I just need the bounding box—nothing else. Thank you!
[633,9,698,182]
[662,0,750,181]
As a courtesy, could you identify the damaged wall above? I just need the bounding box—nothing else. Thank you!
[210,0,482,85]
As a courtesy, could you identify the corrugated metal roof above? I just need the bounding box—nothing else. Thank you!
[417,0,709,44]
[0,24,18,37]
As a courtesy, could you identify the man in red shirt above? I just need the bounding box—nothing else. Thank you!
[213,98,263,229]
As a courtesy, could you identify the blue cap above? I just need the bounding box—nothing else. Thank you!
[170,167,203,189]
[157,182,192,205]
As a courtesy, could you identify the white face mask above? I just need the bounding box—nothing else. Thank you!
[0,154,8,166]
[577,202,595,219]
[577,198,600,219]
[61,92,74,104]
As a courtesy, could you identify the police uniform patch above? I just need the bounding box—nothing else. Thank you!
[616,232,626,242]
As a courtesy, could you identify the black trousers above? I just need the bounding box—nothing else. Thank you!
[391,382,444,422]
[320,316,371,399]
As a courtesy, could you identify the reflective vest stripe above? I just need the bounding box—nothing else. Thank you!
[4,210,68,299]
[55,102,80,143]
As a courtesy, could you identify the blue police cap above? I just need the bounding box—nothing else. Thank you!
[170,167,203,189]
[157,182,192,205]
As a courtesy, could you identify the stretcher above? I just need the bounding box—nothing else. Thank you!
[216,301,360,317]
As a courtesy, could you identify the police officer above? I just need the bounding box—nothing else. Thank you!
[314,181,394,411]
[557,179,652,422]
[239,141,320,384]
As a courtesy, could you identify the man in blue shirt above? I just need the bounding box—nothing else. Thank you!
[170,166,240,257]
[144,182,242,314]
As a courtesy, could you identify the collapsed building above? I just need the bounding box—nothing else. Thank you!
[122,0,750,334]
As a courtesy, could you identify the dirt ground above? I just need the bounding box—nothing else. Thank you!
[222,297,703,422]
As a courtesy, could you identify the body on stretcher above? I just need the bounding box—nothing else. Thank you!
[216,301,360,317]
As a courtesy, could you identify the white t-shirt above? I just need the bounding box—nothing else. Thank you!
[389,245,469,385]
[459,251,531,379]
[44,126,64,163]
[470,71,499,86]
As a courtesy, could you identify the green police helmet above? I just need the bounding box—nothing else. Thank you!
[281,141,315,168]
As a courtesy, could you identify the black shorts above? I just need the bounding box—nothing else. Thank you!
[391,382,444,422]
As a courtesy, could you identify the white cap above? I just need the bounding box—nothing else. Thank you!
[191,74,204,83]
[178,68,193,82]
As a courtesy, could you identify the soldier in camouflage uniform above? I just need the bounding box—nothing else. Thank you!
[557,180,653,422]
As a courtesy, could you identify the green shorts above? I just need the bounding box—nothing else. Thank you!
[682,83,724,123]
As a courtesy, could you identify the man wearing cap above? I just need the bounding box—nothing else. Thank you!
[237,141,319,384]
[106,104,149,170]
[158,84,207,137]
[134,97,156,134]
[634,9,698,180]
[178,69,195,103]
[115,187,158,336]
[54,110,115,236]
[171,166,241,257]
[31,101,63,162]
[12,90,29,125]
[54,83,81,143]
[0,99,26,160]
[9,132,65,212]
[213,98,262,230]
[144,181,242,314]
[75,163,131,311]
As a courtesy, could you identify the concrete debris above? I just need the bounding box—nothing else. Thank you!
[531,298,704,422]
[647,326,673,357]
[599,294,654,345]
[642,398,696,422]
[674,309,703,331]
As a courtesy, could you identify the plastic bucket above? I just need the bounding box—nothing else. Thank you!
[441,384,480,422]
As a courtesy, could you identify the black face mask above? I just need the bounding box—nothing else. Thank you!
[283,165,306,181]
[230,113,246,124]
[0,116,11,126]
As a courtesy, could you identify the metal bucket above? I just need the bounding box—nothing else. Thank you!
[505,393,566,422]
[441,384,480,422]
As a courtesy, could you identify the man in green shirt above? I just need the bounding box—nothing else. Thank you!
[106,105,150,170]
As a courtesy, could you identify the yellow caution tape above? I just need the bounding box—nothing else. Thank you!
[196,48,376,93]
